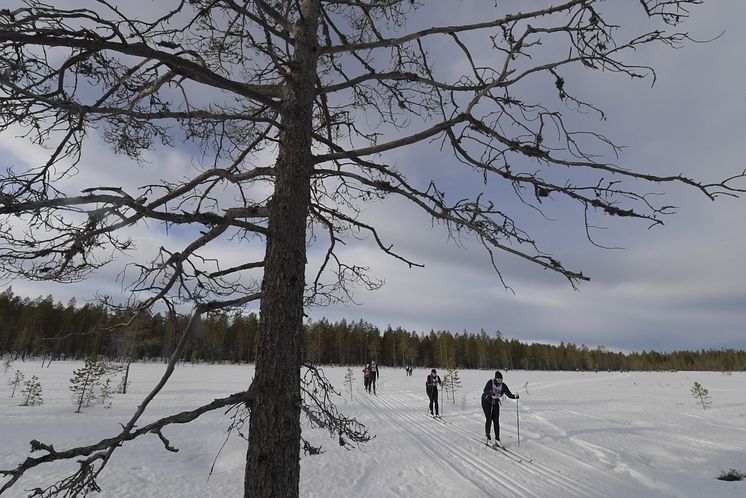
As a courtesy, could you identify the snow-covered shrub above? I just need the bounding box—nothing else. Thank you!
[717,469,745,481]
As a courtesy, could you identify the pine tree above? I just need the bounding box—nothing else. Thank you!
[20,375,43,406]
[70,357,106,413]
[100,378,113,408]
[2,356,12,376]
[116,374,129,395]
[8,369,24,397]
[343,368,355,402]
[443,363,462,405]
[690,381,712,410]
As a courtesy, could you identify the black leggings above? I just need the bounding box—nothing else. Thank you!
[429,388,439,415]
[482,402,501,439]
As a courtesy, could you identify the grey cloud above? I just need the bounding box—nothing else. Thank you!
[3,1,745,353]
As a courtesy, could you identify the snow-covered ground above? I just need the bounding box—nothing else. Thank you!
[2,361,745,497]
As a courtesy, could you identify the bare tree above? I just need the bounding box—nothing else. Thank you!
[0,0,742,496]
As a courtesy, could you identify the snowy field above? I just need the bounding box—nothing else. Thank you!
[2,361,746,497]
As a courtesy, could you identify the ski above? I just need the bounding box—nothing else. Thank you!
[500,445,533,463]
[428,414,451,425]
[478,436,527,464]
[485,441,524,463]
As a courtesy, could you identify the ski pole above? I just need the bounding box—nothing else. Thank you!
[489,401,493,440]
[516,397,520,446]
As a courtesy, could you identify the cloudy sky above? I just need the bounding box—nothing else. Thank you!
[1,1,744,353]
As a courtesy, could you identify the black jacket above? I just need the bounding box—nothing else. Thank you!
[481,379,516,407]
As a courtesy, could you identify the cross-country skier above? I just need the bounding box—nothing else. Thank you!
[367,360,379,394]
[426,368,442,416]
[362,365,370,392]
[481,371,518,445]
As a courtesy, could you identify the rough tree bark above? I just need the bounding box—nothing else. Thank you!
[246,1,320,496]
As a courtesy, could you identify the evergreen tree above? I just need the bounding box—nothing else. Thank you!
[70,357,106,413]
[116,373,129,395]
[442,363,462,405]
[343,368,355,402]
[3,287,746,372]
[20,375,43,406]
[690,382,712,410]
[100,378,113,408]
[8,369,24,397]
[2,356,12,376]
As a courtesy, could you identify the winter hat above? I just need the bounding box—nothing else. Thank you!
[494,371,503,379]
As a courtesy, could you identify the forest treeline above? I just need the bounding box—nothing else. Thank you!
[1,288,744,372]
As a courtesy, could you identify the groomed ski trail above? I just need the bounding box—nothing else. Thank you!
[356,377,606,497]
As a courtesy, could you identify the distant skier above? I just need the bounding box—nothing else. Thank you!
[367,360,379,395]
[362,365,370,392]
[426,368,442,416]
[481,371,518,445]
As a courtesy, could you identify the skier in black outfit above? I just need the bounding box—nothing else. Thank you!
[426,369,442,416]
[367,360,379,395]
[481,371,518,445]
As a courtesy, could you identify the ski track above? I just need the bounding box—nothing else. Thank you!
[516,371,746,496]
[527,372,633,393]
[683,412,746,434]
[358,379,606,497]
[523,396,648,489]
[358,384,529,497]
[5,364,745,498]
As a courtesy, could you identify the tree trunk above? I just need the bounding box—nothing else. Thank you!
[245,2,319,497]
[122,361,131,395]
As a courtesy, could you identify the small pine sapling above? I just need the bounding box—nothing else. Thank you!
[100,378,113,408]
[116,362,132,394]
[116,374,129,394]
[20,375,43,406]
[690,381,712,410]
[8,369,24,397]
[70,357,106,413]
[344,368,355,401]
[2,356,12,375]
[443,363,462,405]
